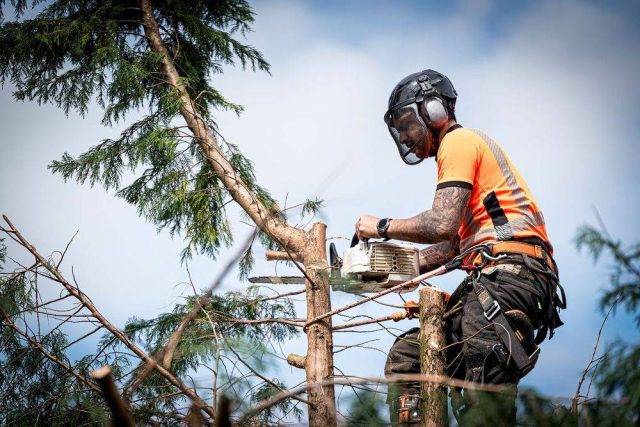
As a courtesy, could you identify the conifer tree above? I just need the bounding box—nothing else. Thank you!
[0,1,336,425]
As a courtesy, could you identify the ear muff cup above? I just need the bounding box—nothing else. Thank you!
[420,97,448,129]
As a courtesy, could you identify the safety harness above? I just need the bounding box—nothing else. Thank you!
[454,240,566,375]
[391,240,566,424]
[444,240,566,423]
[472,275,536,375]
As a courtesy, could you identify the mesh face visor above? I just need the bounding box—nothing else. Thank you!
[384,103,427,165]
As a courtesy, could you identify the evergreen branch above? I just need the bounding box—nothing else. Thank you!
[138,0,306,254]
[1,215,216,418]
[123,228,257,398]
[0,308,101,394]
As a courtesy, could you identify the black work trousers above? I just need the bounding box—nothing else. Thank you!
[385,265,544,424]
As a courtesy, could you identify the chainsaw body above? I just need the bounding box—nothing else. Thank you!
[329,236,420,294]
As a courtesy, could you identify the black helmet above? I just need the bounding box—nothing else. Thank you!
[384,70,457,165]
[386,69,457,113]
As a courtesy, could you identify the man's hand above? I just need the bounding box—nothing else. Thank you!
[355,214,380,240]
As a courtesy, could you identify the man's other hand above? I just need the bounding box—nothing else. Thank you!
[355,214,380,240]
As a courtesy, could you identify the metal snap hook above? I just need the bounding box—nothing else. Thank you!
[480,250,508,262]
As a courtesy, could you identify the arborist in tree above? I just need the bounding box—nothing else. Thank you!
[355,69,566,425]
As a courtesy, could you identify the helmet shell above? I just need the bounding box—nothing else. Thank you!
[387,69,457,112]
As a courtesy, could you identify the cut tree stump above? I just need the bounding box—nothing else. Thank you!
[419,287,448,427]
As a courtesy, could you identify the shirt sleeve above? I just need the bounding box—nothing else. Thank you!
[436,132,479,190]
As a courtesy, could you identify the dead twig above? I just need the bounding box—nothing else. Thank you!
[1,215,216,418]
[240,373,509,422]
[571,294,621,412]
[124,228,258,398]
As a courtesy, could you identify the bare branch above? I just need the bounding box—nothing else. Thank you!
[306,266,448,327]
[240,373,509,422]
[1,215,215,418]
[572,294,621,412]
[0,308,101,394]
[124,228,257,397]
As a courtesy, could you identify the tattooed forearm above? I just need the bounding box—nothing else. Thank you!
[387,186,471,244]
[418,238,460,273]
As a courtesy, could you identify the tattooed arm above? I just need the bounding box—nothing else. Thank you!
[418,237,460,273]
[386,186,471,244]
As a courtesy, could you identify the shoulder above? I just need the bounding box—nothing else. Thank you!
[438,127,483,157]
[442,128,484,146]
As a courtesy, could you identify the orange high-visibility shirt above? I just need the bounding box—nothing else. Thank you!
[436,127,552,253]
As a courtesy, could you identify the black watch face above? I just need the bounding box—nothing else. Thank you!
[378,219,389,236]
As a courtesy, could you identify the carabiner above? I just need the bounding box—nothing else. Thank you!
[480,250,508,262]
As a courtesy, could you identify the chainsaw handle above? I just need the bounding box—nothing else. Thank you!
[350,233,387,247]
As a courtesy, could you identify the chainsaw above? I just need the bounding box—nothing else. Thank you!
[329,234,420,294]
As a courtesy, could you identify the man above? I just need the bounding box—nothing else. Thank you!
[355,70,565,424]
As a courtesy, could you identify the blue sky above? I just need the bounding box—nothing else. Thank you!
[1,0,640,417]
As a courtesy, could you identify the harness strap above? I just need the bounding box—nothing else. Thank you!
[472,277,535,375]
[470,241,556,274]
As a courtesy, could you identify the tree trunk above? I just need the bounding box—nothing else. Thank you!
[138,2,336,424]
[419,288,448,427]
[302,223,337,427]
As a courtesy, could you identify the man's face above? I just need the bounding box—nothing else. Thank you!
[391,106,432,160]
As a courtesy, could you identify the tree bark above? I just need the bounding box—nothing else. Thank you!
[419,288,448,427]
[138,2,336,424]
[302,223,336,427]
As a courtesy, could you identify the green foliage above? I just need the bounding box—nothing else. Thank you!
[587,340,640,424]
[0,237,6,264]
[576,224,640,325]
[0,250,109,425]
[0,246,302,424]
[0,0,278,272]
[126,285,299,361]
[249,379,303,424]
[301,197,324,219]
[107,285,300,423]
[454,389,577,426]
[345,389,386,426]
[574,224,640,423]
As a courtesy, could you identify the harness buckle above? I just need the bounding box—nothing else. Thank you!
[484,300,501,320]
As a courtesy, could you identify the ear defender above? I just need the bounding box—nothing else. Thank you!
[420,97,448,129]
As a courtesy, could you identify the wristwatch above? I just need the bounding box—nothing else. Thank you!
[377,218,391,239]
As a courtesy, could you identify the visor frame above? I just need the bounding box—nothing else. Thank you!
[385,103,428,166]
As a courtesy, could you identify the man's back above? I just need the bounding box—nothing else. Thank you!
[437,127,552,252]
